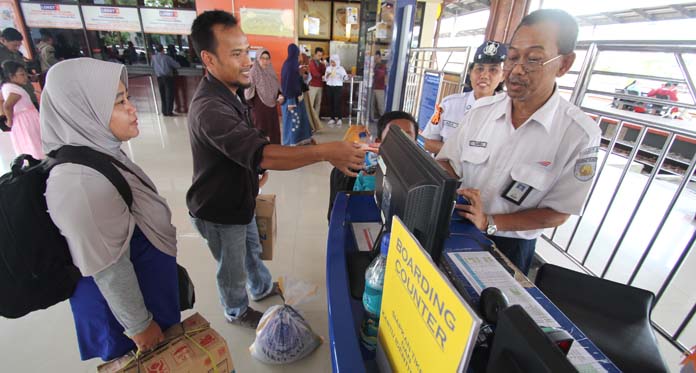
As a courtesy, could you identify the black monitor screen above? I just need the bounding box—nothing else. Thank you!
[375,127,458,263]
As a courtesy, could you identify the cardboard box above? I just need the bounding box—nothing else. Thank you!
[97,313,234,373]
[255,194,276,261]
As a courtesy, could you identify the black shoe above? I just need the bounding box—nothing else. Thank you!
[225,307,263,329]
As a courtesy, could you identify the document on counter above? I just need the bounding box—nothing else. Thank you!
[351,222,383,252]
[447,251,609,373]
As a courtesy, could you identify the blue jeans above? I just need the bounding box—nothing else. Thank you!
[191,215,273,319]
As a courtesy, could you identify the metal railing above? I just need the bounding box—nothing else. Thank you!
[402,47,471,119]
[544,40,696,353]
[347,76,364,126]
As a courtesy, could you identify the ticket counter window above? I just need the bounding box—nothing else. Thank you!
[26,28,88,61]
[86,30,146,65]
[146,33,198,65]
[143,0,194,9]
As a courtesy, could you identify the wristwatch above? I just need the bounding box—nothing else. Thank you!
[486,215,497,236]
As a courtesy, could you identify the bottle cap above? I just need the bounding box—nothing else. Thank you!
[380,233,390,256]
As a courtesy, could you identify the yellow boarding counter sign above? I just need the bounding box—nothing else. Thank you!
[378,217,480,372]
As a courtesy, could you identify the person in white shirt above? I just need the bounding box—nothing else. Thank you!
[421,40,506,154]
[324,54,348,127]
[436,9,601,274]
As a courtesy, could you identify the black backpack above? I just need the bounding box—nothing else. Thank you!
[0,146,135,318]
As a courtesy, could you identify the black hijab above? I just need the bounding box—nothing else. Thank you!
[281,44,302,98]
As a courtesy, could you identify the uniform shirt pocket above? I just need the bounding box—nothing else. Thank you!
[511,163,554,191]
[460,146,490,166]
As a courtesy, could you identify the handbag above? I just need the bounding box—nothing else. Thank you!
[177,264,195,311]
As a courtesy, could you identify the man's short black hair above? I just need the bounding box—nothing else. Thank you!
[156,44,164,52]
[515,9,578,54]
[377,111,418,141]
[190,10,238,58]
[314,47,324,54]
[1,28,23,42]
[375,50,381,56]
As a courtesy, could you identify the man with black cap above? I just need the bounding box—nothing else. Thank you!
[436,9,600,275]
[421,40,506,154]
[0,28,38,107]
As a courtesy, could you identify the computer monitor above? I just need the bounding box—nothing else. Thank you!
[375,126,458,263]
[487,305,578,373]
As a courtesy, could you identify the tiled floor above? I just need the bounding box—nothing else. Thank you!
[0,95,692,372]
[0,110,341,372]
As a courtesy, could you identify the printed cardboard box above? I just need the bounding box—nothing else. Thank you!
[255,194,276,260]
[97,313,234,373]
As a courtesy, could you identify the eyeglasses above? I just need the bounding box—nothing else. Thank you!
[502,54,563,73]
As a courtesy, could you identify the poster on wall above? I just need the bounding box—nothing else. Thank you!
[0,0,18,31]
[417,72,441,131]
[141,9,197,35]
[333,2,360,42]
[81,6,140,32]
[239,8,294,38]
[20,3,83,29]
[297,0,330,40]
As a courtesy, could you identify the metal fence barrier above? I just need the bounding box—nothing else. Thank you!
[402,47,471,120]
[545,40,696,354]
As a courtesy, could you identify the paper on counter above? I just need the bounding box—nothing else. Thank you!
[447,251,608,373]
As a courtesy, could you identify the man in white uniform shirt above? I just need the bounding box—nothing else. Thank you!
[436,9,600,274]
[421,40,506,154]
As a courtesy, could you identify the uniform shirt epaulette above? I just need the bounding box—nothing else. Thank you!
[439,93,469,106]
[566,105,600,137]
[468,92,505,111]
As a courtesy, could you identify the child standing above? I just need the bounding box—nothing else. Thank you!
[1,60,43,159]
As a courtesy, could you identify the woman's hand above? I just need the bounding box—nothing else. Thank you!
[277,95,285,105]
[132,320,164,352]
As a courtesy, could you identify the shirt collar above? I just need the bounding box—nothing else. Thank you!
[496,85,560,132]
[205,73,247,110]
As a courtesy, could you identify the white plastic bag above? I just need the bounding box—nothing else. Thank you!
[249,277,323,364]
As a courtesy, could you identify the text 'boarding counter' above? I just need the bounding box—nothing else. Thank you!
[325,129,620,372]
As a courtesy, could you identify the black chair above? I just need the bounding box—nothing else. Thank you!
[535,264,669,373]
[487,305,577,373]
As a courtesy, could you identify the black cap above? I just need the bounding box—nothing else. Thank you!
[473,40,507,64]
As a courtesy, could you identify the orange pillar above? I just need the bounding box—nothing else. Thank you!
[233,0,295,78]
[485,0,530,43]
[195,0,233,13]
[194,0,294,79]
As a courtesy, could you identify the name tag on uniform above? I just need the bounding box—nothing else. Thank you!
[502,180,533,205]
[443,120,460,129]
[469,140,488,148]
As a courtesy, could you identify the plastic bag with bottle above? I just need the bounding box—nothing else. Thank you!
[249,277,323,364]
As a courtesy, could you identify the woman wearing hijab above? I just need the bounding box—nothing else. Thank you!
[280,44,313,146]
[245,48,283,144]
[324,54,348,127]
[41,58,180,360]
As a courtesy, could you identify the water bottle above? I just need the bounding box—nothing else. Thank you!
[360,233,390,351]
[359,131,379,172]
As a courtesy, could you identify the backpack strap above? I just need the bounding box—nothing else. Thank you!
[48,146,134,209]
